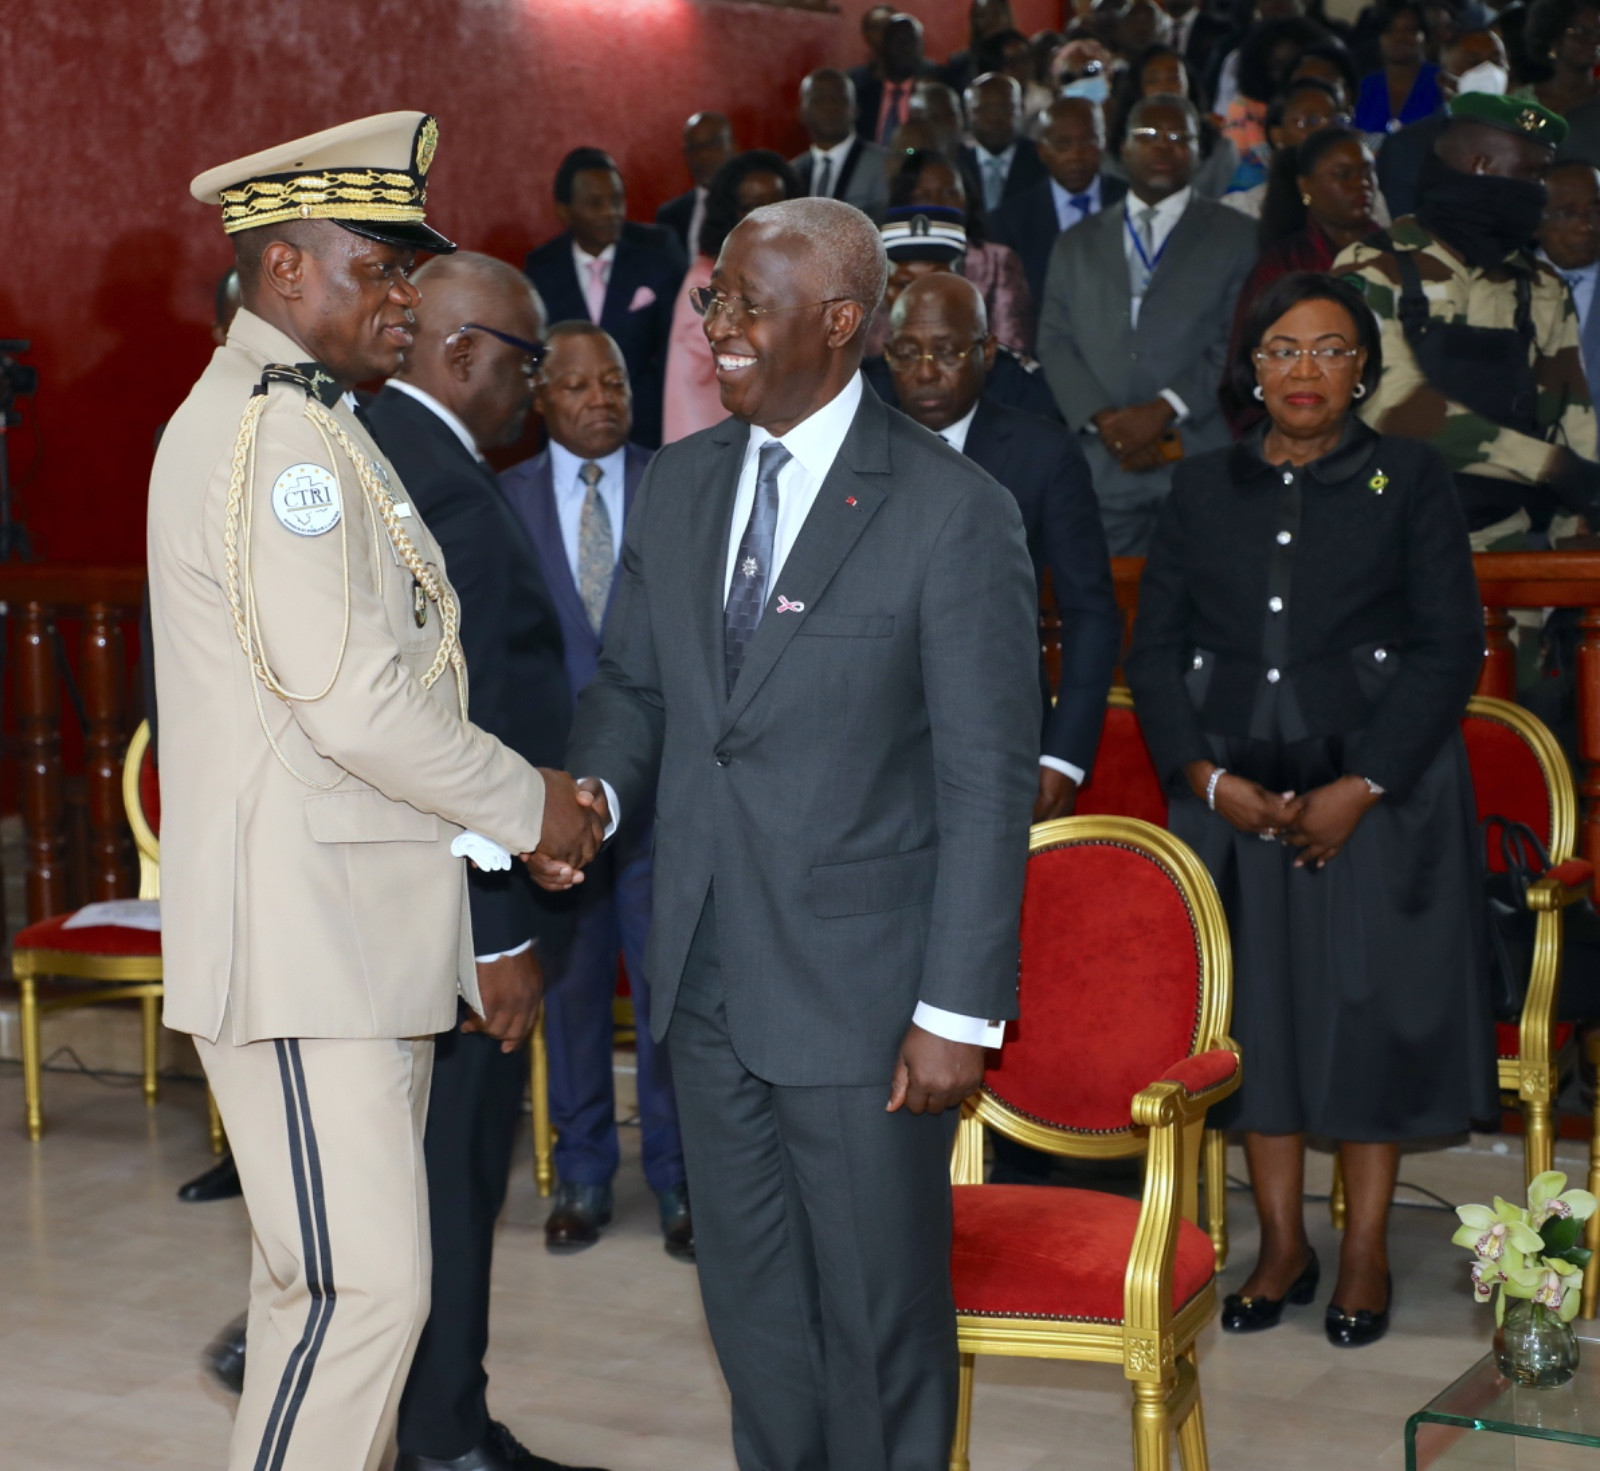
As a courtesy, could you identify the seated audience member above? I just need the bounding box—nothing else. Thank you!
[909,79,968,160]
[1222,78,1363,217]
[1106,43,1243,196]
[1337,94,1600,549]
[1167,0,1239,107]
[992,97,1129,319]
[656,112,735,258]
[498,324,690,1263]
[849,1,897,96]
[1223,16,1335,160]
[662,151,800,443]
[1513,0,1600,114]
[945,0,1020,94]
[860,12,937,142]
[1126,269,1492,1351]
[863,205,1062,419]
[524,148,686,448]
[885,273,1121,821]
[791,69,890,219]
[893,147,1037,353]
[1354,0,1445,134]
[1376,27,1507,215]
[1539,159,1600,424]
[1038,94,1258,552]
[975,24,1039,87]
[1289,39,1363,112]
[1226,127,1380,430]
[961,72,1050,213]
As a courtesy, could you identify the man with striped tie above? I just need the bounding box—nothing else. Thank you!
[498,323,689,1262]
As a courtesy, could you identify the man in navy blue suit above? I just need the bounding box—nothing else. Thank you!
[499,322,689,1260]
[885,271,1120,821]
[524,149,686,449]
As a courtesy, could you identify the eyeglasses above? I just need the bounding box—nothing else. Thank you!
[1566,22,1600,40]
[1253,345,1361,367]
[1284,110,1353,132]
[1127,126,1198,146]
[688,287,853,326]
[449,323,547,369]
[883,339,986,370]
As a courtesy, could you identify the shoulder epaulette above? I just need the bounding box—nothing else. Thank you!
[253,362,343,408]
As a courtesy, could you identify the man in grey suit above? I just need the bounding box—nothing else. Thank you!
[791,69,891,221]
[1037,93,1256,554]
[548,197,1040,1470]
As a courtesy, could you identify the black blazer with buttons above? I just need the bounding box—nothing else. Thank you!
[1124,422,1483,801]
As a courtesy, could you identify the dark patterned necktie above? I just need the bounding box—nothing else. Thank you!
[576,461,613,635]
[723,440,791,695]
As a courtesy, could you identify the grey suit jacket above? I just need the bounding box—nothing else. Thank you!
[790,139,891,222]
[1036,193,1257,511]
[565,383,1040,1086]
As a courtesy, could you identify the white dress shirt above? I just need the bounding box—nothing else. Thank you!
[973,141,1019,212]
[1121,188,1193,421]
[1050,175,1104,233]
[548,440,628,583]
[726,373,1002,1049]
[385,379,533,965]
[939,402,1085,790]
[808,136,856,199]
[571,240,617,322]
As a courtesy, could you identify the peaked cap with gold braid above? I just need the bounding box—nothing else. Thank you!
[191,111,455,254]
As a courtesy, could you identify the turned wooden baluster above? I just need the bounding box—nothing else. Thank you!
[16,600,66,923]
[1578,608,1600,896]
[1477,605,1516,698]
[81,600,130,900]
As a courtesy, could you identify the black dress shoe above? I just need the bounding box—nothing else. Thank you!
[178,1153,242,1202]
[1325,1273,1392,1348]
[395,1418,610,1470]
[202,1313,247,1395]
[657,1184,694,1261]
[1220,1248,1320,1333]
[543,1182,612,1252]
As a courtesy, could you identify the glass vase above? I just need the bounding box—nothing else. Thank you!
[1494,1298,1580,1388]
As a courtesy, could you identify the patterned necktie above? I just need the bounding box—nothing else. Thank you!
[583,256,608,323]
[724,441,791,695]
[576,461,613,635]
[1130,205,1159,296]
[814,154,834,199]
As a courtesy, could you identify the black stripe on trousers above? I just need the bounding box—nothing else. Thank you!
[254,1039,337,1471]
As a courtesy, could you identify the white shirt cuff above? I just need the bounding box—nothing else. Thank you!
[1159,388,1190,423]
[1039,755,1085,786]
[593,779,620,840]
[475,938,533,964]
[912,1001,1006,1049]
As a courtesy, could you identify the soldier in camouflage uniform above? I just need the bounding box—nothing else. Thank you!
[1337,93,1600,550]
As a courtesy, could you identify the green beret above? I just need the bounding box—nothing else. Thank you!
[1447,91,1568,149]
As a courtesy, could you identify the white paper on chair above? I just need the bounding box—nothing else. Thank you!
[62,898,162,931]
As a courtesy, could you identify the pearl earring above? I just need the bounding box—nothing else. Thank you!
[1301,192,1312,206]
[1252,384,1265,401]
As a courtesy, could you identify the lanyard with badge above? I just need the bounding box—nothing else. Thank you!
[1124,209,1171,297]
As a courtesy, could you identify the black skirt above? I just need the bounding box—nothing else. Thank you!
[1169,729,1498,1141]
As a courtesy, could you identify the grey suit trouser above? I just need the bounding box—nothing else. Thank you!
[668,895,960,1471]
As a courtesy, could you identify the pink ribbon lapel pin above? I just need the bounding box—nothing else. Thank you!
[775,596,806,614]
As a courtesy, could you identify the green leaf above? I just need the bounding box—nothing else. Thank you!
[1541,1216,1582,1254]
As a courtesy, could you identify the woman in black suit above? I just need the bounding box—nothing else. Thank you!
[1125,271,1494,1347]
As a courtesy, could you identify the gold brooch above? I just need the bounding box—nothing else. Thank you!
[1369,470,1388,495]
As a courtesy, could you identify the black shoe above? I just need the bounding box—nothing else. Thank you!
[178,1153,242,1202]
[657,1184,695,1261]
[1220,1248,1320,1333]
[543,1182,613,1252]
[202,1313,247,1395]
[1325,1273,1392,1348]
[395,1418,610,1470]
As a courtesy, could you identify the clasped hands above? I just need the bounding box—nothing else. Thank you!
[1092,399,1174,474]
[522,769,611,890]
[1184,761,1381,869]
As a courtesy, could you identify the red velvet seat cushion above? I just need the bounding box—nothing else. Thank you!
[1075,705,1168,826]
[952,1184,1215,1323]
[1498,1021,1576,1059]
[13,912,162,957]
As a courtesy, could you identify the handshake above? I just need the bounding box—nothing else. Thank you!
[522,769,612,891]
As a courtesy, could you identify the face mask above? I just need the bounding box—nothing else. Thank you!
[1454,60,1509,96]
[1064,73,1111,104]
[1415,152,1547,267]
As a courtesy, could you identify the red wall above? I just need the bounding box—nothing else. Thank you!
[0,0,1061,567]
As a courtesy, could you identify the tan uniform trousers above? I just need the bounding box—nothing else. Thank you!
[196,1027,435,1471]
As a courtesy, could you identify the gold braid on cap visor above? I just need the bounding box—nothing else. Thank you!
[217,168,425,234]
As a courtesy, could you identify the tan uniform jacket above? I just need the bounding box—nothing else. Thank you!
[148,310,547,1044]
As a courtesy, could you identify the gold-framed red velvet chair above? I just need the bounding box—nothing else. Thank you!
[14,719,164,1141]
[947,815,1239,1471]
[1075,688,1230,1270]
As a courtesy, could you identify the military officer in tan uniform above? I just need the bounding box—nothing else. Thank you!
[148,113,605,1471]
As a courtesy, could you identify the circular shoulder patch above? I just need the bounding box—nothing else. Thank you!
[271,463,342,537]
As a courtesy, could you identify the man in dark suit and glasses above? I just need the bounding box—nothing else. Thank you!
[362,253,602,1471]
[656,112,735,258]
[499,324,690,1261]
[885,271,1120,822]
[524,148,686,449]
[543,197,1041,1469]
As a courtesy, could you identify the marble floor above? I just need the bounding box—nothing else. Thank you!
[1,1059,1595,1471]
